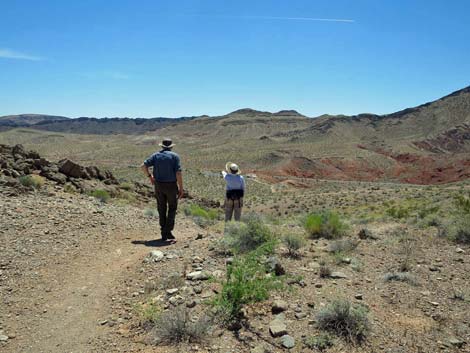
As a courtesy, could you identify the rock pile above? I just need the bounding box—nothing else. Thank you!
[0,144,117,185]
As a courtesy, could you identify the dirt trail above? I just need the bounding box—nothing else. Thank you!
[4,226,159,353]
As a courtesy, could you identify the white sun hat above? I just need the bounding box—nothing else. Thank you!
[225,162,241,175]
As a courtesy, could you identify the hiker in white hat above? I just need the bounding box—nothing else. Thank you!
[222,162,245,221]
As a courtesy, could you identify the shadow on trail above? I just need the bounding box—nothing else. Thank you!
[131,239,174,247]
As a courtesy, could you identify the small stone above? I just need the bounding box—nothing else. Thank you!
[0,334,9,342]
[186,300,197,308]
[186,271,210,281]
[429,266,439,272]
[448,337,465,348]
[295,312,307,319]
[314,283,323,288]
[99,320,108,325]
[269,316,287,337]
[272,299,288,314]
[330,272,348,279]
[148,250,164,262]
[355,294,363,300]
[169,295,185,305]
[456,248,464,253]
[166,288,179,295]
[225,257,234,265]
[430,301,439,307]
[280,335,295,349]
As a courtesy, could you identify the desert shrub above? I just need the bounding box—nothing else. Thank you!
[282,233,306,257]
[447,218,470,244]
[19,175,45,189]
[152,307,212,344]
[383,272,417,285]
[328,238,358,254]
[184,203,219,220]
[144,208,158,218]
[88,189,111,203]
[134,301,160,327]
[304,333,334,351]
[63,183,76,194]
[386,206,409,219]
[213,244,282,325]
[455,194,470,214]
[120,182,134,191]
[319,259,332,278]
[184,203,220,228]
[316,299,369,343]
[222,216,274,254]
[304,211,348,239]
[397,236,414,272]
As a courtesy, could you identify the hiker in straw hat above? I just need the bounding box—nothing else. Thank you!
[222,162,245,221]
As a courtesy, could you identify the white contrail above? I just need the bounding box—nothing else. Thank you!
[0,48,43,61]
[183,14,354,23]
[240,15,354,23]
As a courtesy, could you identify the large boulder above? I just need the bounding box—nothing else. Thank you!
[58,159,90,179]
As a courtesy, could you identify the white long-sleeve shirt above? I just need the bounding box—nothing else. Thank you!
[222,171,245,191]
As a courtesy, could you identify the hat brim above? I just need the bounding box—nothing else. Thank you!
[225,162,241,175]
[159,143,175,148]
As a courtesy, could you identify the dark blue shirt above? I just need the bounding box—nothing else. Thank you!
[144,150,182,182]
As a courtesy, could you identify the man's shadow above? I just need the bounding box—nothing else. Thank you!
[131,239,173,247]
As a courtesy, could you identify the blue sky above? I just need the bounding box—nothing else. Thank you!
[0,0,469,118]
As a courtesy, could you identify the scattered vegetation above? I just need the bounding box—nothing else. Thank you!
[88,189,111,203]
[144,207,158,218]
[19,175,45,189]
[282,233,306,258]
[303,211,348,239]
[383,272,417,285]
[319,259,332,278]
[184,203,220,228]
[134,300,160,327]
[213,243,282,326]
[316,299,370,343]
[304,333,334,351]
[151,307,212,344]
[221,215,275,254]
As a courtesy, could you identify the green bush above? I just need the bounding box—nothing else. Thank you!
[184,203,220,228]
[19,175,45,189]
[184,203,219,220]
[144,208,158,218]
[134,301,161,327]
[88,189,111,203]
[316,299,369,343]
[282,233,306,257]
[152,307,212,344]
[304,211,348,239]
[386,206,410,219]
[304,333,334,351]
[222,216,275,253]
[213,244,282,325]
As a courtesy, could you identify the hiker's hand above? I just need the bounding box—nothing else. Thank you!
[178,188,184,199]
[149,175,155,185]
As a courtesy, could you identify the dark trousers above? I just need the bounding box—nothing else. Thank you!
[155,182,178,239]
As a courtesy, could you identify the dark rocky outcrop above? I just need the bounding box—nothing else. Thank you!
[0,144,118,187]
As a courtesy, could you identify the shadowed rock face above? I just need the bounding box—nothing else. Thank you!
[0,144,118,188]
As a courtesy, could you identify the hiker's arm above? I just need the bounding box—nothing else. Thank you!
[141,164,155,184]
[176,171,184,198]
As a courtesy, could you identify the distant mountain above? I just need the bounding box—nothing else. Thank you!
[0,115,202,135]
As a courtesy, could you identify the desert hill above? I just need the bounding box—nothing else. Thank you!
[0,86,469,185]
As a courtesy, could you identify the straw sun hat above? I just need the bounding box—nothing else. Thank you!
[225,162,241,175]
